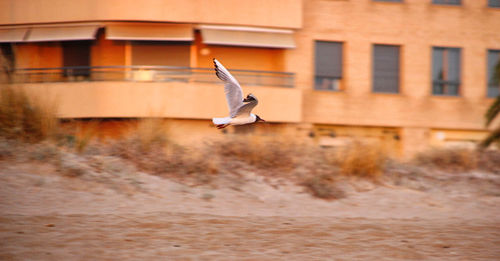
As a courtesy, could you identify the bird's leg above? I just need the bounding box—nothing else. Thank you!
[216,124,229,129]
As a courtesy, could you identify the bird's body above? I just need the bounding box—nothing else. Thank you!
[213,114,257,126]
[212,59,265,129]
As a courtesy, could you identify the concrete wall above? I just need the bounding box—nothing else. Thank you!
[292,0,500,128]
[63,119,302,148]
[15,42,62,68]
[314,124,403,158]
[91,30,126,67]
[0,0,302,29]
[194,33,286,71]
[20,81,302,123]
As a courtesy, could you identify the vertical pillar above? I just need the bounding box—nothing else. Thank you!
[124,40,132,80]
[190,43,198,68]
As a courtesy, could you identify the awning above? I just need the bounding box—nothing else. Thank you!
[106,23,193,41]
[199,25,295,49]
[0,28,28,42]
[25,25,99,42]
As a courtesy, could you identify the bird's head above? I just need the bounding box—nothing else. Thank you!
[255,115,266,123]
[243,93,257,102]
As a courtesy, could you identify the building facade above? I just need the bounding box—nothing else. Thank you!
[1,0,499,157]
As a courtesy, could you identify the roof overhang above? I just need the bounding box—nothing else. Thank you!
[105,23,193,41]
[0,28,28,42]
[25,25,99,42]
[199,25,295,49]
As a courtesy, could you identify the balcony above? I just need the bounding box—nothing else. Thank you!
[7,66,301,123]
[10,65,295,88]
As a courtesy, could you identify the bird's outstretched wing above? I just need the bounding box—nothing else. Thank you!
[213,59,244,118]
[235,98,258,117]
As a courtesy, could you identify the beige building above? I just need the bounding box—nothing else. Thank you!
[1,0,499,157]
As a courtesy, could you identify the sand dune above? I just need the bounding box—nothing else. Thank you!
[0,161,499,260]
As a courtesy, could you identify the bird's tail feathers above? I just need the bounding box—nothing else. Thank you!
[212,117,231,125]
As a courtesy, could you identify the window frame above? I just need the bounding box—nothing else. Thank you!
[314,40,344,92]
[488,0,500,8]
[432,0,461,6]
[373,0,402,2]
[372,44,401,94]
[487,49,500,98]
[431,46,462,97]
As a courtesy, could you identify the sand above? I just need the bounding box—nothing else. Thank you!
[0,161,499,260]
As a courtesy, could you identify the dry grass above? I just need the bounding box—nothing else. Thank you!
[57,154,90,178]
[414,148,478,172]
[301,174,346,200]
[73,120,101,153]
[0,138,19,160]
[105,118,218,179]
[210,134,299,171]
[477,150,500,174]
[0,89,497,199]
[0,85,58,142]
[133,118,171,151]
[28,141,61,162]
[208,137,387,198]
[320,141,387,179]
[298,142,386,199]
[414,148,500,174]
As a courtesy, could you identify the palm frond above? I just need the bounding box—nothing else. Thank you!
[494,61,500,85]
[479,126,500,149]
[485,96,500,127]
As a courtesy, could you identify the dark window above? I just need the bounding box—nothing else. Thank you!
[432,0,461,5]
[373,44,400,93]
[432,47,461,96]
[0,44,15,82]
[487,50,500,97]
[131,41,190,66]
[62,41,91,79]
[489,0,500,8]
[314,41,343,91]
[0,43,15,69]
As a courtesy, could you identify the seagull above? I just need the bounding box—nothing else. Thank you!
[212,59,265,129]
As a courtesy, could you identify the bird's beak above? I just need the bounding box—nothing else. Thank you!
[259,118,266,122]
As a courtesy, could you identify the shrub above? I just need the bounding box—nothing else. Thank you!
[28,141,61,162]
[335,142,387,178]
[476,150,500,174]
[0,137,17,160]
[134,118,171,151]
[56,154,90,177]
[414,148,478,172]
[105,118,218,178]
[210,134,298,171]
[301,174,346,199]
[0,85,58,142]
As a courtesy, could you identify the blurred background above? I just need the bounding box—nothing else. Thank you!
[0,0,499,159]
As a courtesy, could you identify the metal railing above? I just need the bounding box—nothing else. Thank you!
[9,65,295,88]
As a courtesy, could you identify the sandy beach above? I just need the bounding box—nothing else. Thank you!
[0,160,499,260]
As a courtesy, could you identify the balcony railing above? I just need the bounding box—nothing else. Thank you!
[7,65,295,88]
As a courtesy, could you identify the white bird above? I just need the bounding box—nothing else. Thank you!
[212,59,265,129]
